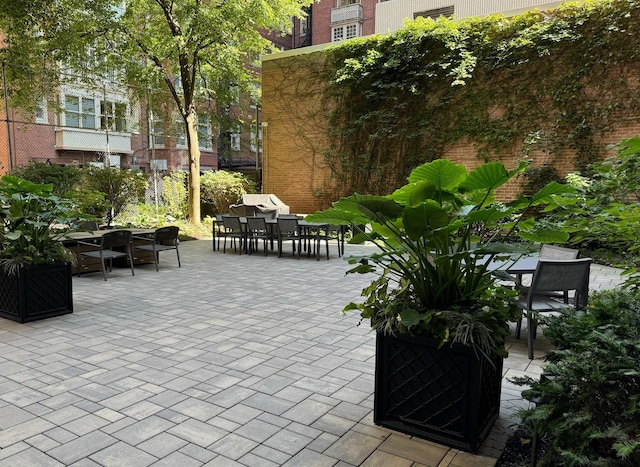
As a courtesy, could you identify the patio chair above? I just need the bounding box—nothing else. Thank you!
[132,226,180,271]
[246,217,273,256]
[514,258,592,359]
[221,216,246,254]
[77,230,135,281]
[540,244,579,259]
[276,217,299,258]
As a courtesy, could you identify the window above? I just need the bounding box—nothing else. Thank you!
[346,24,358,40]
[82,98,96,129]
[198,116,212,150]
[230,130,241,151]
[35,97,47,124]
[100,100,127,132]
[337,0,359,6]
[332,27,344,42]
[332,23,360,42]
[65,96,80,128]
[414,6,455,20]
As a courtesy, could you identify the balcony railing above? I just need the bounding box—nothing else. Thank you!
[55,127,132,154]
[331,3,363,24]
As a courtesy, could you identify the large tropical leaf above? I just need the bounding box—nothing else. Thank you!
[530,181,577,205]
[390,181,437,206]
[307,194,403,224]
[407,159,467,190]
[459,162,509,192]
[403,201,448,241]
[518,228,570,243]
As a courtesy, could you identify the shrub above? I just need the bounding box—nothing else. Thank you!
[82,166,148,227]
[200,170,256,215]
[513,289,640,466]
[10,160,84,195]
[161,171,188,219]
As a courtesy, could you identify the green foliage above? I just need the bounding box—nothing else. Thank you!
[82,166,148,227]
[512,289,640,466]
[318,0,640,199]
[10,161,84,195]
[161,171,188,219]
[306,159,574,359]
[540,137,640,272]
[0,176,82,273]
[65,189,109,220]
[0,0,313,223]
[200,171,256,215]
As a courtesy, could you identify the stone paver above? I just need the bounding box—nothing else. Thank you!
[0,240,624,466]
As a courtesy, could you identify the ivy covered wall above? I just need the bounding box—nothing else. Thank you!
[262,0,640,213]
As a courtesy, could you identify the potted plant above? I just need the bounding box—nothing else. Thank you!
[306,159,573,451]
[0,176,80,323]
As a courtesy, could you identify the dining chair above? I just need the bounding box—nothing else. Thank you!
[77,230,135,281]
[246,217,272,256]
[514,258,592,359]
[132,226,180,271]
[213,214,224,251]
[540,244,579,259]
[276,217,299,258]
[221,216,246,254]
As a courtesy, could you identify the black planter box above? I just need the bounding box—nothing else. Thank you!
[374,332,503,452]
[0,262,73,323]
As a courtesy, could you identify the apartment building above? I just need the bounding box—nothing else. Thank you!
[293,0,580,47]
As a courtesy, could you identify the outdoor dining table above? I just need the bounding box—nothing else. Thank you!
[63,228,156,274]
[213,216,344,258]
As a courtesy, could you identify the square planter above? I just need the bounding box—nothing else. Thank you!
[0,262,73,323]
[374,332,503,452]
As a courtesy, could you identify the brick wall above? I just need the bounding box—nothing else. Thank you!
[262,51,640,214]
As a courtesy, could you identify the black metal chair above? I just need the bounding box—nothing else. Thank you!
[276,217,299,258]
[514,258,592,359]
[221,216,246,254]
[132,226,181,271]
[77,230,135,281]
[246,217,272,256]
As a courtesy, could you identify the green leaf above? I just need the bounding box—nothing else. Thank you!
[390,181,438,206]
[518,229,570,243]
[459,162,509,192]
[530,181,577,205]
[407,159,467,190]
[403,201,448,241]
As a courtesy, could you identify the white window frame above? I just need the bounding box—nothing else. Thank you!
[100,100,127,132]
[332,23,361,42]
[35,97,48,124]
[64,94,96,129]
[197,116,213,150]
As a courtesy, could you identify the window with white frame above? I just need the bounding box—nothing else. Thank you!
[197,116,213,150]
[35,97,47,124]
[414,6,455,20]
[332,23,360,42]
[64,95,96,129]
[229,130,241,151]
[100,100,127,132]
[337,0,359,6]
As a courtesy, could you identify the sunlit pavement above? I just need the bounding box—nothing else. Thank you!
[0,240,623,466]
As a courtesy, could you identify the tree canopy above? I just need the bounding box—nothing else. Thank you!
[0,0,312,223]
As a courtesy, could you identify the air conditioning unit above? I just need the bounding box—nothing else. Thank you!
[150,159,168,170]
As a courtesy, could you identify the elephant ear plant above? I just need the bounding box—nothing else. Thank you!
[306,159,574,360]
[0,176,82,275]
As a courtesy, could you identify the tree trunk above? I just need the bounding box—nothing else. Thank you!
[186,111,201,224]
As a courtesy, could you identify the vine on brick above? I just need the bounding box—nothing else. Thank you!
[317,0,640,199]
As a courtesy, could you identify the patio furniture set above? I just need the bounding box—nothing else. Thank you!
[493,245,591,359]
[213,215,345,260]
[64,226,181,280]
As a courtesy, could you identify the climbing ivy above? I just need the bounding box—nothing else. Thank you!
[320,0,640,199]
